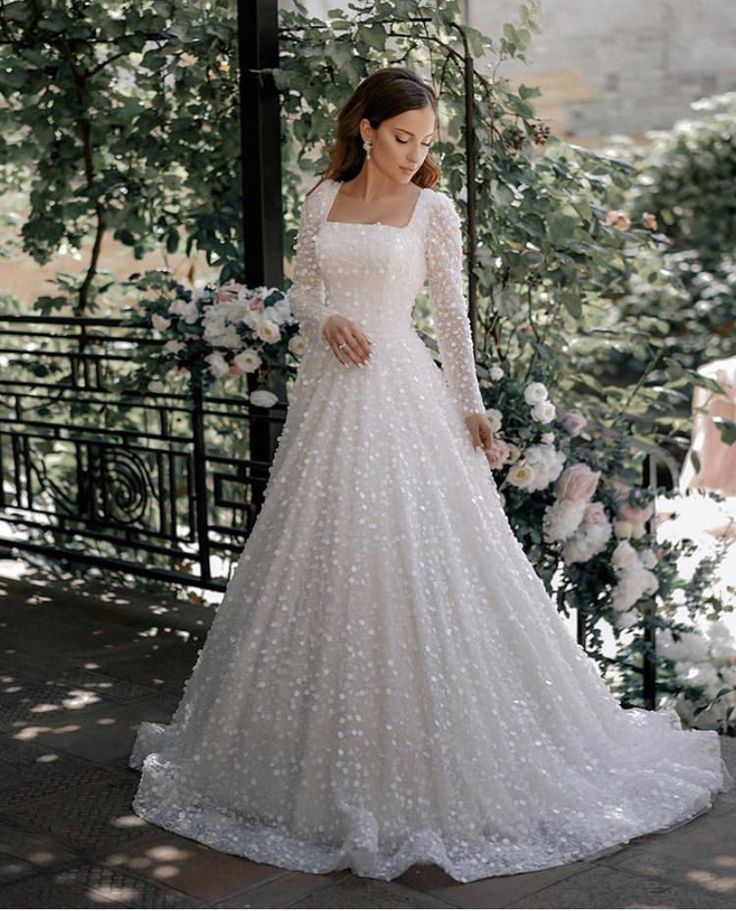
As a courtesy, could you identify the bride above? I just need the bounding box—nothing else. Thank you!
[128,65,734,883]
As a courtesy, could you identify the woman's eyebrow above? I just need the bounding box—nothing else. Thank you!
[393,127,434,138]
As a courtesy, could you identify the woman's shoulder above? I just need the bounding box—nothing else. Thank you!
[423,185,461,224]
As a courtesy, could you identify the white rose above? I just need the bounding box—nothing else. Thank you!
[541,432,555,444]
[505,442,521,464]
[147,380,165,394]
[251,388,278,408]
[524,381,548,405]
[507,462,536,489]
[490,366,505,381]
[288,334,307,356]
[612,540,638,570]
[531,400,556,423]
[255,319,281,344]
[205,352,230,377]
[233,349,262,373]
[485,408,503,432]
[163,339,186,353]
[152,314,171,331]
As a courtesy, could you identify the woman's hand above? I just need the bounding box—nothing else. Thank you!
[323,314,373,367]
[464,413,495,455]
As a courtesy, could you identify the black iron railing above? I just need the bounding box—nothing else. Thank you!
[0,314,288,592]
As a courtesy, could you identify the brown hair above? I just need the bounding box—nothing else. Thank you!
[309,66,441,196]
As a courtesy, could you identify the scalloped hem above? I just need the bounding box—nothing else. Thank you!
[129,731,735,883]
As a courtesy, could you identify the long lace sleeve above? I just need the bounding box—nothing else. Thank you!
[287,182,340,346]
[425,191,486,419]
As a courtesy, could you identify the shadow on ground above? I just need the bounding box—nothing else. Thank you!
[1,564,735,909]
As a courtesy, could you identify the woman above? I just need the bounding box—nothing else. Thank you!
[129,66,733,883]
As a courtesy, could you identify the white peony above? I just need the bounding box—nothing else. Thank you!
[541,432,555,444]
[522,443,566,492]
[611,540,638,570]
[531,400,556,424]
[485,408,503,432]
[611,563,658,612]
[205,351,230,377]
[524,381,548,404]
[147,380,165,394]
[505,442,521,464]
[561,516,612,564]
[206,328,242,350]
[640,548,658,569]
[490,366,505,381]
[542,497,587,543]
[657,629,711,663]
[178,301,201,324]
[251,388,278,408]
[613,610,639,630]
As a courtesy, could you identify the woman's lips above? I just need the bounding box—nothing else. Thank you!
[401,166,415,173]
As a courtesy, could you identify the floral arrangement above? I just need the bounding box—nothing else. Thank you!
[477,367,735,732]
[121,275,307,404]
[481,373,662,631]
[657,621,736,734]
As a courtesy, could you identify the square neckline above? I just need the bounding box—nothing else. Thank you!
[322,178,425,231]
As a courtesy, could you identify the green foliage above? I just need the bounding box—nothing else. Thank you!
[0,0,242,313]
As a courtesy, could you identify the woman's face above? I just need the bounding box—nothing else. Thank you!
[361,106,436,183]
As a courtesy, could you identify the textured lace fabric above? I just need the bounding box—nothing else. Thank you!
[287,178,486,418]
[128,178,735,884]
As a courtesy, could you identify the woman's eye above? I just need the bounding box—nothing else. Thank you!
[396,138,432,147]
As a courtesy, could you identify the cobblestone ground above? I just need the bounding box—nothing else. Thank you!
[1,563,735,909]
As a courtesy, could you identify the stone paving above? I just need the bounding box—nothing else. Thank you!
[1,562,735,909]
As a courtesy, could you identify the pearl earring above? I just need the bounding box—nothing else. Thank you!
[362,139,373,159]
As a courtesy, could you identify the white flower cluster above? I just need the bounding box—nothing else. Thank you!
[658,621,736,730]
[507,443,566,492]
[543,498,587,542]
[609,541,659,627]
[561,512,612,564]
[524,381,556,424]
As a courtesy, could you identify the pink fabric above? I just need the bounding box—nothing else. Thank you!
[681,357,736,496]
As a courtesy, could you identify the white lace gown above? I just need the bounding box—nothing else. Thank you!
[129,177,734,883]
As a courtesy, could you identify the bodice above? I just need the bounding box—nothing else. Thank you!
[315,180,429,336]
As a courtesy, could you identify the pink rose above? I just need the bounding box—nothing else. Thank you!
[642,212,658,231]
[555,464,601,501]
[602,210,631,231]
[561,411,587,437]
[248,296,264,311]
[216,287,239,303]
[583,501,607,524]
[618,502,654,524]
[485,438,510,470]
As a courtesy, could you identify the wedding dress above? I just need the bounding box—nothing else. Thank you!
[128,176,734,883]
